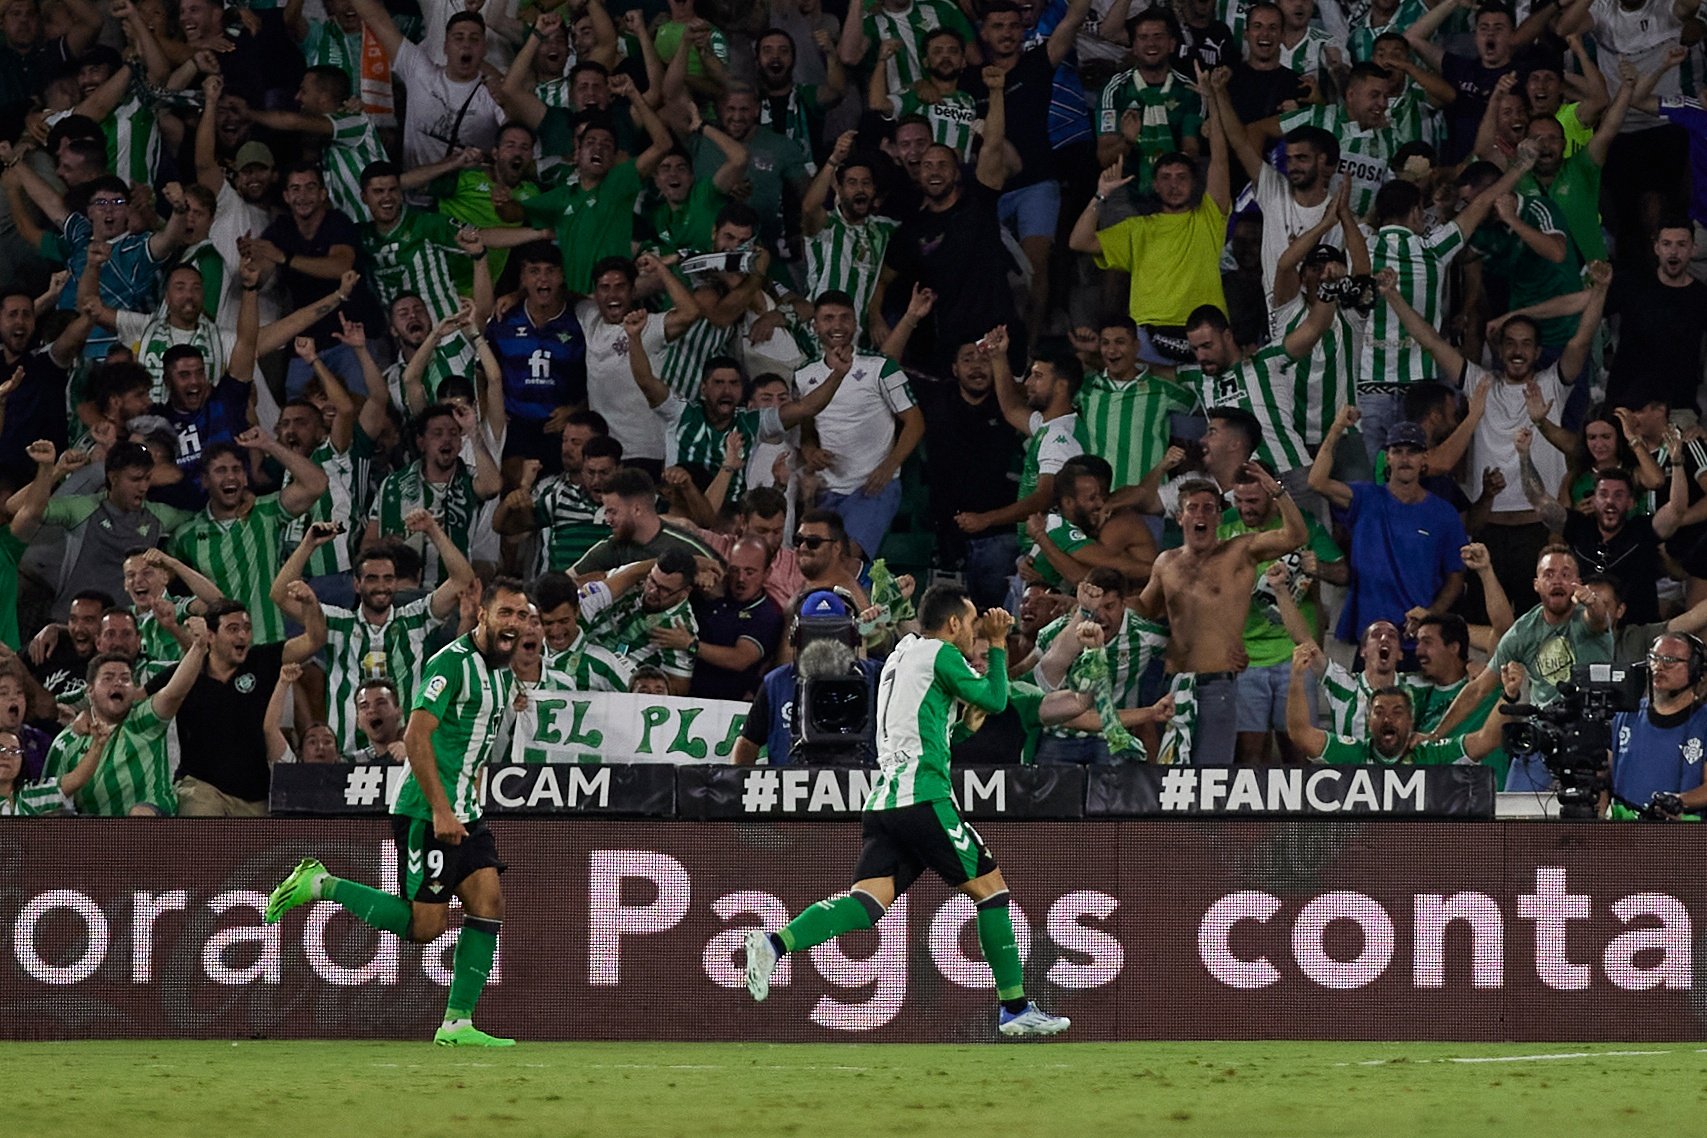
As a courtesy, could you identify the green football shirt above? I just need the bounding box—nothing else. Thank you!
[867,633,1008,810]
[394,633,516,824]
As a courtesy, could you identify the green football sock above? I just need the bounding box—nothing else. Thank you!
[445,917,501,1021]
[976,894,1026,1003]
[777,894,876,953]
[324,877,412,937]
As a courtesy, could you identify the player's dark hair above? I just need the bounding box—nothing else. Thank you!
[1206,407,1262,457]
[86,360,151,410]
[359,160,400,190]
[1592,467,1636,494]
[1126,4,1178,39]
[569,60,610,82]
[485,575,529,606]
[205,598,250,634]
[1186,304,1231,335]
[1474,2,1514,23]
[814,289,857,311]
[755,26,795,51]
[72,588,118,610]
[1056,454,1114,504]
[446,10,485,33]
[1456,160,1503,193]
[922,26,964,51]
[100,606,139,631]
[353,545,399,577]
[1097,314,1139,337]
[305,63,352,104]
[1174,477,1223,511]
[605,467,657,504]
[702,355,745,382]
[355,676,399,702]
[797,508,847,547]
[1371,178,1423,225]
[566,408,611,435]
[742,485,787,520]
[200,442,245,472]
[497,120,535,147]
[1346,61,1391,88]
[1035,350,1085,399]
[1084,565,1126,596]
[1368,685,1415,712]
[161,343,206,372]
[714,201,762,234]
[1537,543,1580,574]
[918,583,974,631]
[1414,613,1470,662]
[413,402,459,440]
[104,441,154,480]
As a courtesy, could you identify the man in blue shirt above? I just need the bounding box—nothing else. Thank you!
[730,591,882,766]
[1607,631,1707,819]
[1310,412,1468,646]
[483,240,588,472]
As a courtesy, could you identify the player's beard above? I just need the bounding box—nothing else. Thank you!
[477,623,520,668]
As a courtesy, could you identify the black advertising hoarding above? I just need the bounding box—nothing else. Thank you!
[1,820,1700,1042]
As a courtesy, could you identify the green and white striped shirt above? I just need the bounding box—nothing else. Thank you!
[545,630,635,692]
[890,88,980,160]
[321,112,391,224]
[322,595,443,751]
[1030,610,1167,738]
[393,633,515,823]
[868,632,1007,810]
[530,475,609,575]
[114,309,225,403]
[1,782,72,816]
[864,0,975,96]
[383,332,477,414]
[134,596,192,685]
[1278,26,1335,74]
[1277,103,1399,218]
[579,580,699,680]
[1273,296,1358,447]
[1074,370,1192,490]
[1017,410,1083,538]
[169,495,294,645]
[1097,69,1203,195]
[280,432,375,579]
[369,460,484,590]
[1364,222,1465,388]
[358,207,465,324]
[301,18,363,89]
[1180,345,1312,472]
[1319,661,1427,738]
[655,396,785,503]
[104,97,160,190]
[43,701,175,817]
[658,314,737,402]
[804,210,898,326]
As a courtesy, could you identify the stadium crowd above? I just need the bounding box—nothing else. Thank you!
[4,0,1707,818]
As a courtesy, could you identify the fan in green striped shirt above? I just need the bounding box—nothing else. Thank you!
[0,722,106,816]
[238,66,389,223]
[872,29,980,161]
[357,166,470,325]
[532,571,635,692]
[626,309,853,498]
[862,0,975,97]
[42,636,210,816]
[274,512,471,751]
[1177,300,1339,476]
[1028,600,1168,743]
[801,134,899,330]
[120,547,224,685]
[1074,322,1192,490]
[578,557,702,694]
[169,433,328,646]
[366,405,502,588]
[494,435,620,576]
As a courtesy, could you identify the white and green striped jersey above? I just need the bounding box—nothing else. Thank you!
[1278,26,1335,74]
[1364,222,1465,387]
[1215,0,1256,41]
[369,460,483,590]
[42,702,175,817]
[536,77,573,108]
[1386,84,1446,151]
[134,596,193,685]
[1348,0,1427,61]
[867,633,1008,810]
[113,309,225,402]
[1272,295,1359,447]
[280,432,375,579]
[104,97,160,190]
[393,633,515,823]
[889,87,980,160]
[169,495,294,645]
[1180,345,1312,472]
[1,782,72,816]
[321,112,391,223]
[545,630,635,692]
[1073,370,1192,490]
[322,595,444,751]
[529,475,608,575]
[1030,610,1167,738]
[864,0,975,97]
[383,331,477,414]
[357,207,465,324]
[658,315,737,402]
[301,18,363,88]
[1277,103,1399,218]
[579,581,699,679]
[655,396,785,503]
[804,210,898,325]
[1319,661,1426,738]
[1017,410,1083,538]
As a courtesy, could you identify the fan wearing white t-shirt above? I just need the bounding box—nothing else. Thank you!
[347,0,504,169]
[576,254,703,468]
[791,294,925,559]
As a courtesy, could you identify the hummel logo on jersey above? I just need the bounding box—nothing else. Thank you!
[946,822,972,852]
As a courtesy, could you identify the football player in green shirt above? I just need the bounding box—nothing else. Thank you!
[265,579,531,1048]
[742,585,1071,1038]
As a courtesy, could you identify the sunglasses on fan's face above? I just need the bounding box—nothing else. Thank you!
[794,534,833,550]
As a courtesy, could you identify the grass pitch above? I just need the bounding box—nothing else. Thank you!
[23,1039,1705,1137]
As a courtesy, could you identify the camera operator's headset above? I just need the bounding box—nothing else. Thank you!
[1649,631,1707,690]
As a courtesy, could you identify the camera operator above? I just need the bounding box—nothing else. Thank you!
[1605,633,1707,820]
[732,591,881,767]
[1427,545,1613,790]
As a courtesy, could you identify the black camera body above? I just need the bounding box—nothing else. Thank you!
[1501,662,1646,819]
[790,604,873,766]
